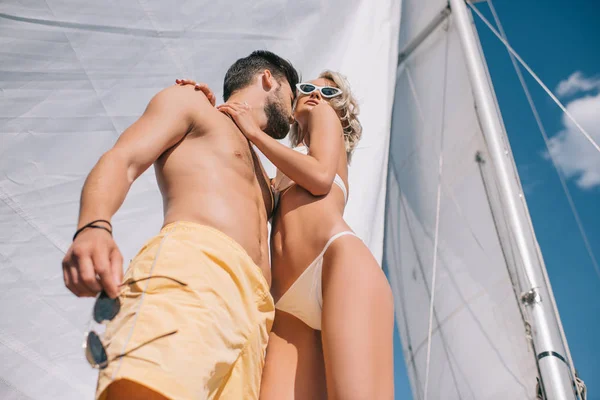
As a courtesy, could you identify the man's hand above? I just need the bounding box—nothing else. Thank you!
[62,85,208,299]
[62,226,123,298]
[175,79,216,106]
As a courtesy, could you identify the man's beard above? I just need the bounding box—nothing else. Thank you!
[263,97,291,140]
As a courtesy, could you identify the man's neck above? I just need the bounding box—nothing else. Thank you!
[227,90,267,130]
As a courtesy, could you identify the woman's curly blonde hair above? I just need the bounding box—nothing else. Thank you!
[289,70,362,163]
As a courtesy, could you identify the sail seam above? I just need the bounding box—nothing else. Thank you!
[423,21,450,400]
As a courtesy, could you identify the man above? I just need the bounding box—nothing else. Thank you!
[62,50,299,399]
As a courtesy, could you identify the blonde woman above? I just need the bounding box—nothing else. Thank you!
[179,71,394,399]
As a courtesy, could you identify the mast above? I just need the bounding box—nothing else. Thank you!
[448,0,577,398]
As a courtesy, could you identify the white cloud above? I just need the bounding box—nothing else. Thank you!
[545,79,600,189]
[555,71,600,97]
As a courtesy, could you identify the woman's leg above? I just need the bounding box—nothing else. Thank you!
[260,310,327,400]
[321,236,395,400]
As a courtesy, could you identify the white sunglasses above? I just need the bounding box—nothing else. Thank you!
[296,83,343,98]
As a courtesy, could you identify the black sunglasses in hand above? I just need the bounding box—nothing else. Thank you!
[84,275,186,369]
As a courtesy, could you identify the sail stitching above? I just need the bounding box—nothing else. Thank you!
[423,21,450,400]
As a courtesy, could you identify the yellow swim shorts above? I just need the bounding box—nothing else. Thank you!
[96,221,274,400]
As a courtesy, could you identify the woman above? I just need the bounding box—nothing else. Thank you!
[180,72,394,399]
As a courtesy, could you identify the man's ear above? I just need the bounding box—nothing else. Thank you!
[261,69,275,91]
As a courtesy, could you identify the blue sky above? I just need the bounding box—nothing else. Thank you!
[390,1,600,398]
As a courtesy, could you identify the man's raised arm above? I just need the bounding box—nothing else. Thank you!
[63,85,211,298]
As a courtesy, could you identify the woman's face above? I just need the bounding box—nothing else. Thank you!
[293,77,338,119]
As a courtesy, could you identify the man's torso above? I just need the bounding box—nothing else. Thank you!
[154,105,273,276]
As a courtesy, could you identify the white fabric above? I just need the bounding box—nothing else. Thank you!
[384,1,539,398]
[0,1,401,398]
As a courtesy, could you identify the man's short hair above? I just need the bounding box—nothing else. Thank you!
[223,50,300,101]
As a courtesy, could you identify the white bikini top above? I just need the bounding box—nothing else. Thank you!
[272,145,348,203]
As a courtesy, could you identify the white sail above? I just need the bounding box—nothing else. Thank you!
[0,1,401,398]
[384,0,540,398]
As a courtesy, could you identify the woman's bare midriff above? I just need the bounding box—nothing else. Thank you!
[270,183,349,302]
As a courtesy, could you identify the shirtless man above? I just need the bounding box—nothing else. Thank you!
[61,50,299,400]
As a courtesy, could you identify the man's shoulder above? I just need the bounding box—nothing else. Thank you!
[150,85,223,129]
[152,84,213,109]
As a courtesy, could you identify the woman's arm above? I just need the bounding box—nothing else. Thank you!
[218,102,343,196]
